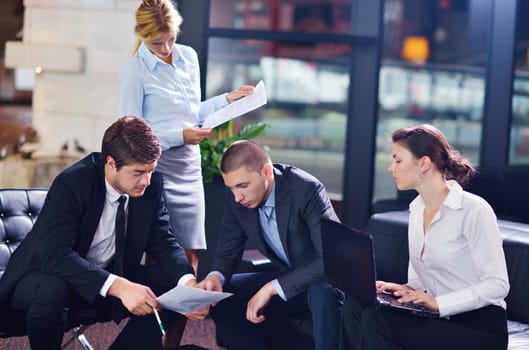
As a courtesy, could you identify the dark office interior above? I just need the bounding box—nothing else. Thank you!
[2,0,529,349]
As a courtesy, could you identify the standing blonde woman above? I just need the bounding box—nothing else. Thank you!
[340,124,509,350]
[119,0,253,274]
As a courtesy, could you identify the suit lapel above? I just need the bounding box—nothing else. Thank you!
[246,208,267,252]
[126,198,150,265]
[274,168,291,260]
[77,156,106,257]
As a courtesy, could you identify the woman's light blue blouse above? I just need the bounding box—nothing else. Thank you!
[119,42,227,151]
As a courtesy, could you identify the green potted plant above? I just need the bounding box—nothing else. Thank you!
[200,119,268,183]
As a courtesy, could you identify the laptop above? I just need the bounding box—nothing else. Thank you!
[321,218,439,318]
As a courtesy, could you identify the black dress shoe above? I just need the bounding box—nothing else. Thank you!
[165,345,209,350]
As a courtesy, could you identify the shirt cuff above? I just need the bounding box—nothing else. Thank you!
[178,274,196,286]
[271,279,287,301]
[221,93,230,106]
[160,129,184,151]
[208,271,225,285]
[436,289,475,317]
[100,274,117,297]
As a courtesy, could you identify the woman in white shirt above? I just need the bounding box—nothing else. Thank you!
[340,124,509,350]
[119,0,253,274]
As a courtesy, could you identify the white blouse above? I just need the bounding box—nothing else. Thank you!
[407,181,509,317]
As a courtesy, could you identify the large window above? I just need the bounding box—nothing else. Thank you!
[511,0,529,164]
[373,0,492,202]
[206,0,357,196]
[201,0,517,225]
[210,0,352,34]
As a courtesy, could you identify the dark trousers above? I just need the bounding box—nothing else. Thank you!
[9,265,178,350]
[339,297,508,350]
[211,272,342,350]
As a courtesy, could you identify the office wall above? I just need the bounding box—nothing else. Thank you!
[4,0,138,156]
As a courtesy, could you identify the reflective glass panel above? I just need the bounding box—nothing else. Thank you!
[374,0,491,203]
[510,1,529,164]
[210,0,353,34]
[206,37,350,195]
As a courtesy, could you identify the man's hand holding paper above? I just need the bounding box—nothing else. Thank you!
[156,285,232,316]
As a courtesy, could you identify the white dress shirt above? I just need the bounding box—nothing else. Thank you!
[86,180,128,296]
[407,181,509,317]
[86,180,195,297]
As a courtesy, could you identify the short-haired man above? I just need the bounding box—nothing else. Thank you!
[198,140,342,350]
[0,117,199,349]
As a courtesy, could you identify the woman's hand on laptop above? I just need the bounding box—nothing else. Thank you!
[395,290,439,312]
[376,280,414,296]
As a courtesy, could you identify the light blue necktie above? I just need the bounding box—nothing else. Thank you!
[259,205,290,267]
[263,205,273,221]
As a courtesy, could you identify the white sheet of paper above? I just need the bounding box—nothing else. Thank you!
[201,80,267,128]
[157,285,233,314]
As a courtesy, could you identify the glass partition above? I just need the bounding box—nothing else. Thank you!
[210,0,353,34]
[373,0,491,203]
[511,73,529,164]
[510,1,529,164]
[374,63,485,201]
[206,37,350,195]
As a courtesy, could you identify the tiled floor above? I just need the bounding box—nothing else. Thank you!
[0,317,223,349]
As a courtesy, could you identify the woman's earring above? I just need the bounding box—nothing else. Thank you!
[419,171,425,179]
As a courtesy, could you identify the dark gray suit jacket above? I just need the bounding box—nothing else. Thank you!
[211,164,339,300]
[0,153,192,304]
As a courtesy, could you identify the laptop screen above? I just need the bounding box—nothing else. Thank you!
[321,218,378,306]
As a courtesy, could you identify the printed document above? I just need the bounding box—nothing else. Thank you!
[202,80,267,128]
[157,285,233,314]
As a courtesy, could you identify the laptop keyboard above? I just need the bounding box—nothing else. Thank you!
[377,291,436,315]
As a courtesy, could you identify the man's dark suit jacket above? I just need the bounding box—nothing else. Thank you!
[0,152,192,306]
[211,163,339,300]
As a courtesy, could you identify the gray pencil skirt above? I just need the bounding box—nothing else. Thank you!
[156,144,206,250]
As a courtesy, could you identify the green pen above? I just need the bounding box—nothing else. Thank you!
[153,307,166,336]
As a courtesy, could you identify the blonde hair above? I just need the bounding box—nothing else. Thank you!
[132,0,182,54]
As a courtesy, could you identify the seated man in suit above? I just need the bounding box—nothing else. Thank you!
[197,140,343,350]
[0,116,204,350]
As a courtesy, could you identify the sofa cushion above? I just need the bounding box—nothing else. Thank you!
[367,211,409,284]
[465,165,529,223]
[0,189,47,337]
[499,220,529,324]
[508,320,529,350]
[0,189,47,279]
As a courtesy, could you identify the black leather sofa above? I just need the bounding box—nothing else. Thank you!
[0,189,46,337]
[368,165,529,349]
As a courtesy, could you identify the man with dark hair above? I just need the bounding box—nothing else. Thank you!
[0,116,200,350]
[198,140,343,350]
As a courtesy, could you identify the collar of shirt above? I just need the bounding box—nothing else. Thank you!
[409,180,463,213]
[261,183,276,209]
[104,179,129,209]
[139,41,183,72]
